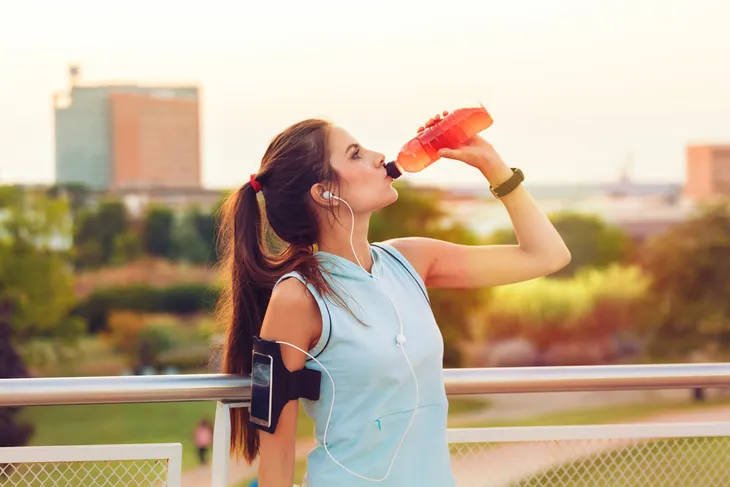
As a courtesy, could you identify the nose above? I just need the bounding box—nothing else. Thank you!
[374,152,386,168]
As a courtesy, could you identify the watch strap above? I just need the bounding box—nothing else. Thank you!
[490,168,524,198]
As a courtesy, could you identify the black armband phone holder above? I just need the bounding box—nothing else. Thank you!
[249,336,321,434]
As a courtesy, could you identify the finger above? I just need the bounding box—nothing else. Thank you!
[417,125,425,133]
[438,148,464,160]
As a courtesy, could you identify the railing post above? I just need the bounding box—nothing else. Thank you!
[211,401,231,487]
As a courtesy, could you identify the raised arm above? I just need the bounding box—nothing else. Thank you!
[257,278,322,486]
[388,136,571,289]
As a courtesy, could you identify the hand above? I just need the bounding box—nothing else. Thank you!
[417,112,510,182]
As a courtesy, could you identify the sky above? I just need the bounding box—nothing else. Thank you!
[1,0,729,189]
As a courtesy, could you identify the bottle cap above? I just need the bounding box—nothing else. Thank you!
[385,161,402,179]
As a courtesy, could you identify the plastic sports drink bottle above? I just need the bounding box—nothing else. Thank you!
[385,105,493,179]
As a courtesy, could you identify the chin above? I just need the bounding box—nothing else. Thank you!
[365,187,399,212]
[383,186,399,206]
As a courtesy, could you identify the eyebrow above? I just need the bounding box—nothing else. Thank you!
[345,143,360,155]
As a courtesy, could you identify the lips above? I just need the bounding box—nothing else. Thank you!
[384,161,402,179]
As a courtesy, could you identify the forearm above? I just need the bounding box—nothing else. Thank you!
[481,162,569,261]
[257,402,298,487]
[258,450,295,487]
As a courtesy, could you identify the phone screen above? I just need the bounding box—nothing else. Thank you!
[250,352,273,427]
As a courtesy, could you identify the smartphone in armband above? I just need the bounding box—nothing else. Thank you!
[250,351,274,428]
[249,337,321,434]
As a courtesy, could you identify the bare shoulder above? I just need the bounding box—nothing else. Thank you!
[260,277,322,370]
[382,237,441,281]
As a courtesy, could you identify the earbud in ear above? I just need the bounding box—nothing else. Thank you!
[322,191,333,199]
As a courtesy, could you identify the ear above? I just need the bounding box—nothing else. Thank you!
[310,183,337,206]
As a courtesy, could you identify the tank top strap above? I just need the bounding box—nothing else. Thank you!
[273,271,333,360]
[371,242,430,304]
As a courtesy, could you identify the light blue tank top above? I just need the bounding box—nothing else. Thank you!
[273,243,455,487]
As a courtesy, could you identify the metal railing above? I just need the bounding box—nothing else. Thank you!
[2,363,730,486]
[3,363,730,407]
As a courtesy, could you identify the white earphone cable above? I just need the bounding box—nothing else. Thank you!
[276,336,419,482]
[326,192,372,279]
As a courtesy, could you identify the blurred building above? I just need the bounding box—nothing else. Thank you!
[54,65,201,191]
[685,144,730,201]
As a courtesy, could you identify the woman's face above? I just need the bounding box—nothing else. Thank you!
[324,125,398,213]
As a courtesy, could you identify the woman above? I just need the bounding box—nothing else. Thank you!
[218,115,571,487]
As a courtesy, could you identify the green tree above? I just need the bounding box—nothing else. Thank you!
[46,183,92,216]
[103,311,177,371]
[73,199,131,268]
[0,296,34,448]
[639,201,730,357]
[112,230,144,264]
[0,186,80,341]
[370,183,487,366]
[173,207,213,264]
[488,211,632,278]
[194,209,219,264]
[143,205,175,258]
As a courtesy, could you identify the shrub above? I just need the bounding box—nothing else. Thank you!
[73,284,220,333]
[482,265,650,349]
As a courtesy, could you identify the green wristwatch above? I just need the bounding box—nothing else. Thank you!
[490,168,524,198]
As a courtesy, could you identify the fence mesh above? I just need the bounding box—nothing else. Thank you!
[0,459,169,487]
[450,436,730,487]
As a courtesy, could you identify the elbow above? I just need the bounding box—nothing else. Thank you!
[548,246,572,273]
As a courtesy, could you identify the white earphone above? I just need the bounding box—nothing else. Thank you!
[274,190,419,482]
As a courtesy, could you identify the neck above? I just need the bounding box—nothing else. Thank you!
[318,210,372,272]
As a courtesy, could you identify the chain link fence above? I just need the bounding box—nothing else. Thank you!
[448,423,730,487]
[0,444,181,487]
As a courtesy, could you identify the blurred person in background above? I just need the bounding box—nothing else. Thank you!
[194,418,213,465]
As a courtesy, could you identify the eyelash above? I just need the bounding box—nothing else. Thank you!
[352,149,361,159]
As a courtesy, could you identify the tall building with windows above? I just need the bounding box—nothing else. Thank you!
[685,144,730,201]
[54,65,201,191]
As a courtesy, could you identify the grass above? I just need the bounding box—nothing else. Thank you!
[21,402,217,472]
[455,396,730,429]
[448,396,492,415]
[23,336,129,377]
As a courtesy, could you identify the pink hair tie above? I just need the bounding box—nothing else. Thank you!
[249,174,262,193]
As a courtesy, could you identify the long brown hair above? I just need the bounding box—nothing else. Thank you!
[216,118,343,464]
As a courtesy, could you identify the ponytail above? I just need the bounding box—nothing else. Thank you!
[217,118,348,464]
[217,180,321,463]
[217,181,264,463]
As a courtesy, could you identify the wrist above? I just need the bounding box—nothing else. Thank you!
[480,161,513,186]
